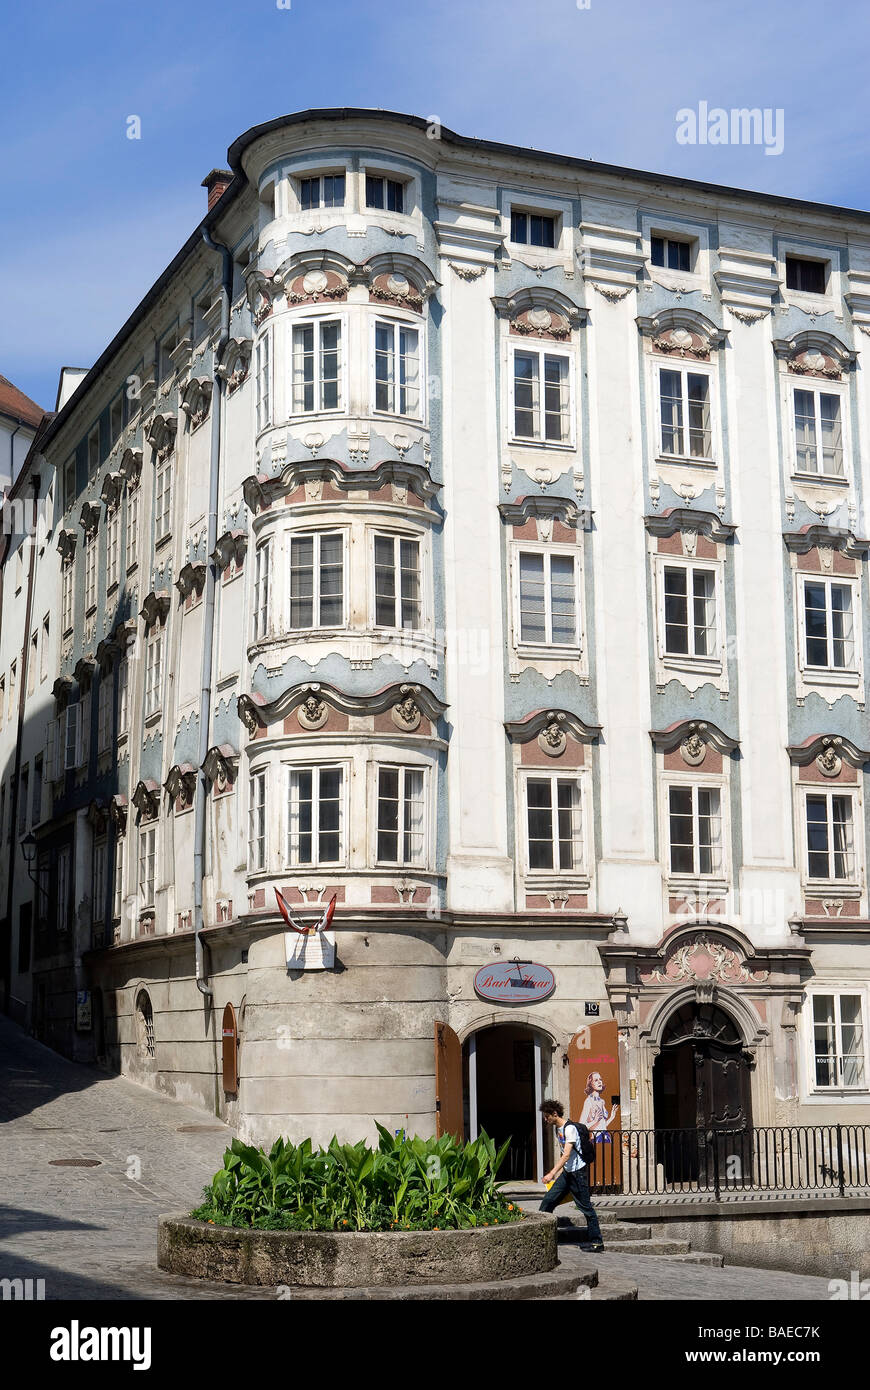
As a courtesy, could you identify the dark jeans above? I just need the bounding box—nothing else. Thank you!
[539,1166,603,1242]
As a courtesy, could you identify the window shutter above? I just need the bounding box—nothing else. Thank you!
[45,719,56,783]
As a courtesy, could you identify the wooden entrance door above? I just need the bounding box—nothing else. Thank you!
[434,1021,462,1139]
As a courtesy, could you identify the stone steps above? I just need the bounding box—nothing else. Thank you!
[285,1262,600,1301]
[514,1198,717,1261]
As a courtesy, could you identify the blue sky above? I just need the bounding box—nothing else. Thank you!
[2,0,868,410]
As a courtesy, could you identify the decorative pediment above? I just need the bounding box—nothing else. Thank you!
[86,800,108,836]
[56,527,77,561]
[211,530,247,572]
[95,637,118,672]
[175,561,207,600]
[651,720,739,762]
[645,509,736,543]
[505,708,601,757]
[119,448,143,485]
[100,471,124,509]
[639,925,769,987]
[783,525,868,560]
[201,744,239,789]
[73,655,97,688]
[109,793,128,833]
[637,308,728,358]
[164,763,197,807]
[52,676,73,709]
[244,267,285,324]
[787,733,870,774]
[237,681,448,733]
[131,779,160,820]
[493,287,586,339]
[216,336,252,392]
[365,252,439,306]
[499,495,583,529]
[146,412,177,458]
[79,500,101,534]
[111,618,137,650]
[773,330,856,379]
[283,457,439,506]
[180,376,213,429]
[140,589,171,627]
[242,474,270,515]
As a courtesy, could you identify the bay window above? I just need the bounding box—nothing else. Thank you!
[289,532,344,628]
[300,173,345,209]
[255,329,271,432]
[377,766,425,866]
[365,175,405,213]
[252,540,272,641]
[374,321,420,417]
[287,765,344,866]
[138,824,156,907]
[373,535,421,629]
[291,319,342,413]
[248,768,267,871]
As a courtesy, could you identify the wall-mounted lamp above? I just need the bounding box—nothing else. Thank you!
[20,831,37,885]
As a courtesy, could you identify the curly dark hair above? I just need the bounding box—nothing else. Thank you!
[539,1099,564,1118]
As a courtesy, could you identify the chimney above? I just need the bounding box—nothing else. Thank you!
[201,168,232,211]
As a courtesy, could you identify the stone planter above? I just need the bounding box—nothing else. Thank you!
[158,1211,557,1287]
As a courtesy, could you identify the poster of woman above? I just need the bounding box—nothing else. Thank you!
[580,1071,620,1144]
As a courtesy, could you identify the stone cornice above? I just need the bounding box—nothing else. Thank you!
[100,471,124,509]
[164,763,197,805]
[140,589,171,627]
[650,719,739,756]
[237,680,448,733]
[644,509,736,542]
[782,525,869,558]
[786,733,870,769]
[79,500,101,534]
[131,779,161,819]
[211,530,247,572]
[175,561,207,600]
[201,744,240,786]
[499,495,583,527]
[56,527,77,561]
[243,457,440,514]
[504,708,602,744]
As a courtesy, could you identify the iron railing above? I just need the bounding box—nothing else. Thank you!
[585,1126,870,1197]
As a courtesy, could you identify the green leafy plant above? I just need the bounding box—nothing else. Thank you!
[191,1124,521,1232]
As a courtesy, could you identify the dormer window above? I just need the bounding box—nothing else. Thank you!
[510,210,556,248]
[651,235,693,272]
[300,173,345,210]
[366,175,405,213]
[786,256,827,296]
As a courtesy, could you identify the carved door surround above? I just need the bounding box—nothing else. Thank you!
[598,920,811,1129]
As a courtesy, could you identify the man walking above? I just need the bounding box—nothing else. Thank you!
[539,1099,604,1251]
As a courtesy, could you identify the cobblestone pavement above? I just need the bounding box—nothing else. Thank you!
[0,1017,838,1301]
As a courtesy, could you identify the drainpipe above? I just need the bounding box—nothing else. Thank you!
[193,230,233,997]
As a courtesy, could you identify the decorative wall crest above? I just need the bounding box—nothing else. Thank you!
[238,680,447,733]
[650,720,739,757]
[391,685,422,732]
[79,500,101,535]
[637,308,729,357]
[297,695,328,730]
[164,763,197,808]
[450,263,486,281]
[139,589,170,628]
[201,744,239,790]
[119,448,143,486]
[211,530,247,573]
[146,413,177,458]
[216,337,252,393]
[773,330,856,379]
[643,933,769,986]
[100,472,124,509]
[180,376,213,429]
[504,708,601,749]
[680,727,707,766]
[132,779,160,820]
[175,562,207,601]
[788,733,870,772]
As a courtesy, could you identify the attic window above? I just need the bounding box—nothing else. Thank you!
[786,256,827,296]
[511,210,556,248]
[651,236,693,273]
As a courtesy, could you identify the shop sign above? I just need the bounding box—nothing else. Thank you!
[473,960,555,1005]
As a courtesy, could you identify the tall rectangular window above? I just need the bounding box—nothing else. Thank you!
[287,766,344,866]
[118,653,129,735]
[18,765,29,836]
[145,628,164,716]
[41,615,50,682]
[292,320,342,412]
[110,394,124,446]
[84,531,97,611]
[92,839,107,924]
[513,350,570,443]
[518,551,578,646]
[806,793,854,881]
[113,838,124,921]
[138,825,156,906]
[87,426,100,476]
[126,488,139,569]
[511,211,556,247]
[668,785,722,876]
[793,389,843,477]
[526,775,583,872]
[37,851,50,924]
[64,457,77,510]
[374,321,420,417]
[663,565,717,657]
[374,535,421,629]
[255,330,271,432]
[300,174,345,209]
[659,368,711,458]
[252,541,272,640]
[64,703,79,771]
[56,845,72,933]
[28,632,37,695]
[106,508,120,589]
[97,677,112,753]
[8,661,16,720]
[32,756,42,826]
[803,579,854,670]
[289,532,344,628]
[377,766,425,865]
[248,769,267,871]
[62,562,74,635]
[812,993,865,1088]
[155,456,172,540]
[366,175,405,212]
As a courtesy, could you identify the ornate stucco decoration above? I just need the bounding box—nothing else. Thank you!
[216,337,252,393]
[297,695,328,730]
[244,267,284,324]
[139,590,171,628]
[450,263,486,281]
[644,508,737,544]
[73,655,97,689]
[95,636,118,673]
[391,685,422,732]
[164,763,197,809]
[782,524,869,562]
[504,708,602,752]
[109,793,128,834]
[56,527,77,561]
[86,798,108,835]
[650,720,739,758]
[643,933,770,986]
[493,287,586,340]
[211,530,247,572]
[201,744,239,790]
[366,252,438,307]
[146,413,177,458]
[498,495,583,529]
[111,618,137,651]
[773,330,857,380]
[100,472,124,509]
[131,779,161,820]
[238,680,448,733]
[119,448,143,487]
[787,733,870,772]
[175,562,207,601]
[79,500,101,535]
[637,307,729,359]
[180,376,213,429]
[52,676,73,710]
[261,458,440,510]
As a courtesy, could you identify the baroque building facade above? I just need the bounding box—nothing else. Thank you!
[3,110,870,1171]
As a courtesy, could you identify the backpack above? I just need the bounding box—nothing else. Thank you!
[564,1120,596,1166]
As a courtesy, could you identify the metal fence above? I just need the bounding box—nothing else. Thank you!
[586,1126,870,1197]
